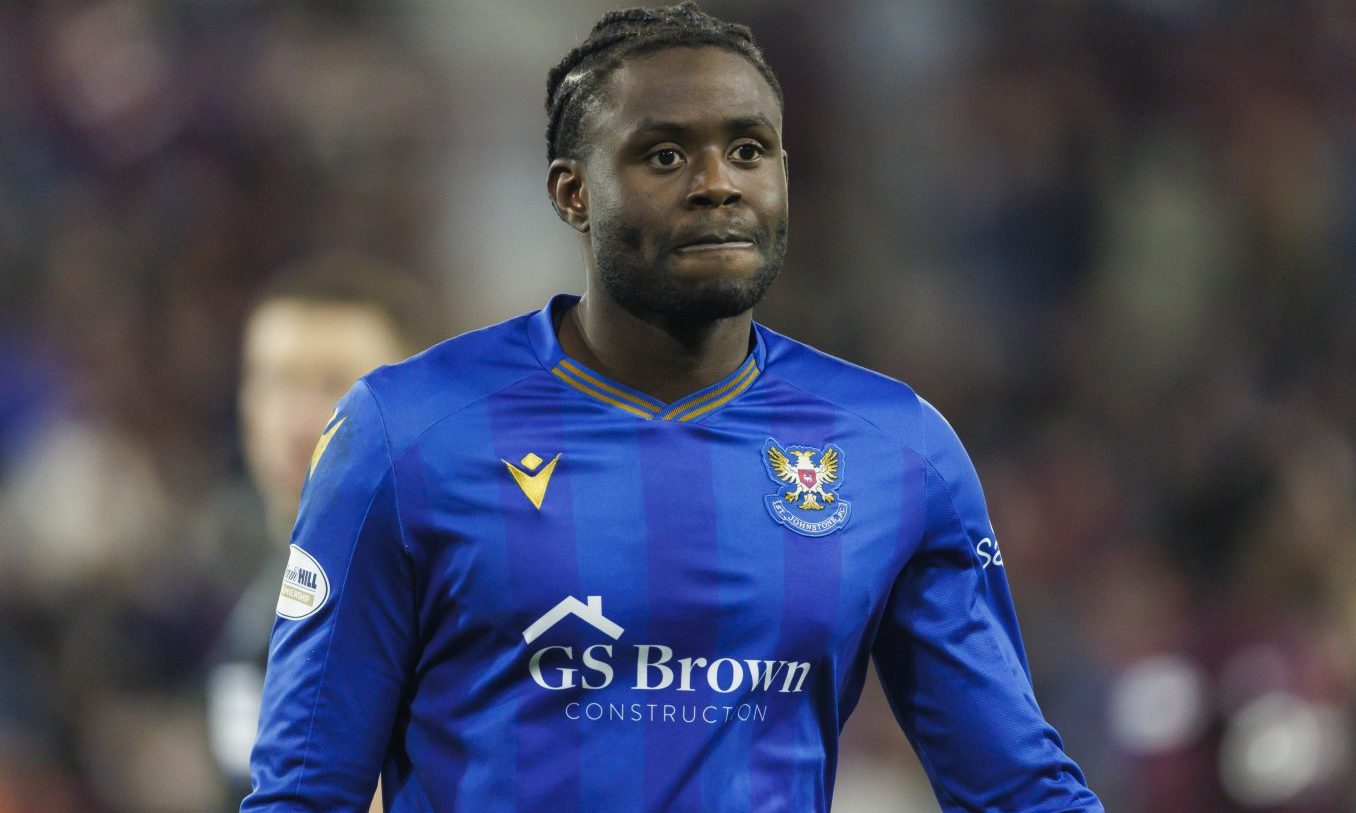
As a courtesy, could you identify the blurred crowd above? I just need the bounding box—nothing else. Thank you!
[0,1,1353,812]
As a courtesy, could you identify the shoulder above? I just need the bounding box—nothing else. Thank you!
[757,325,992,538]
[757,323,966,468]
[360,310,545,456]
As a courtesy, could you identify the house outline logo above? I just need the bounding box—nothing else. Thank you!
[522,595,624,644]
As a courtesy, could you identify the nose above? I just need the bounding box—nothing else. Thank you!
[685,149,741,209]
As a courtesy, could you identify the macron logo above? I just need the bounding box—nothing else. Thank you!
[522,595,624,644]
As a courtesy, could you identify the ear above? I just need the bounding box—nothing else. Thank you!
[548,158,590,233]
[780,149,791,199]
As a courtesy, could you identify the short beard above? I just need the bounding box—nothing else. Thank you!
[592,221,788,324]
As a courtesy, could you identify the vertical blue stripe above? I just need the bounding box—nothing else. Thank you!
[751,398,844,813]
[829,436,921,803]
[396,397,519,810]
[489,387,581,813]
[570,417,649,810]
[700,417,784,811]
[638,422,721,812]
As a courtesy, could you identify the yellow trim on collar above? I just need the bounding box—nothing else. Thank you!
[667,363,760,422]
[551,367,655,419]
[557,359,661,415]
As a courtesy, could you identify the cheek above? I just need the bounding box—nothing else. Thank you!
[593,178,645,218]
[590,199,654,255]
[593,170,672,227]
[749,173,789,214]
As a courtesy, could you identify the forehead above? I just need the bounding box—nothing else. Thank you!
[243,300,401,368]
[600,45,782,133]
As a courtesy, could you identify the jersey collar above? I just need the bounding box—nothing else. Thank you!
[527,294,766,422]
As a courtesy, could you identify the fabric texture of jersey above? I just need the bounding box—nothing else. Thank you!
[243,294,1103,813]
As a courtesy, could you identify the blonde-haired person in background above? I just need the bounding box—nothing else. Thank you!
[207,253,444,812]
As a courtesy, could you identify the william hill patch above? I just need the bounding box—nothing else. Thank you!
[276,544,330,620]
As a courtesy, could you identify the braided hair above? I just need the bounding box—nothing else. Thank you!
[545,1,782,162]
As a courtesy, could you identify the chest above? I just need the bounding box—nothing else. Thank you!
[400,417,925,661]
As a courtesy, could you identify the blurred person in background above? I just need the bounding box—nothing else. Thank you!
[207,253,445,809]
[0,2,447,811]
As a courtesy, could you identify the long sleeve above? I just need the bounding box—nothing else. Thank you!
[242,381,418,812]
[872,402,1102,812]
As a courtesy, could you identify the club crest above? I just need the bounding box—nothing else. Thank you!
[761,438,851,537]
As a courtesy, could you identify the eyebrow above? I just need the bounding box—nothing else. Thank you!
[632,114,778,137]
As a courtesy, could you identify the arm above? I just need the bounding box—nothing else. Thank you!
[872,402,1102,812]
[242,381,417,812]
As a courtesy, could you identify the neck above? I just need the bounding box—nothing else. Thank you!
[558,290,753,403]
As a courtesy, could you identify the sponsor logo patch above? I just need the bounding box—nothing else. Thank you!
[521,595,812,726]
[276,544,330,620]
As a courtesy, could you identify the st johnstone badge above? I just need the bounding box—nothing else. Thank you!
[761,438,851,537]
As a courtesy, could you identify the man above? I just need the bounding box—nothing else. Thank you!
[244,4,1103,811]
[210,253,441,809]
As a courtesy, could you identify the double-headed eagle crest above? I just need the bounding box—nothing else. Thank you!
[760,438,851,537]
[767,444,840,510]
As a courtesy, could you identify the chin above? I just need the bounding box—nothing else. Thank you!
[613,266,780,323]
[595,229,786,323]
[669,252,764,281]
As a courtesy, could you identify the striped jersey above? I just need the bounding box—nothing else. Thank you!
[243,294,1102,812]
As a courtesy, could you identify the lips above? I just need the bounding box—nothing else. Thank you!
[673,229,758,252]
[676,240,755,252]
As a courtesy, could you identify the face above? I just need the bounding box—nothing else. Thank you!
[239,299,406,532]
[572,46,788,323]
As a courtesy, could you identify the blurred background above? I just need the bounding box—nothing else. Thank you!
[1,1,1354,811]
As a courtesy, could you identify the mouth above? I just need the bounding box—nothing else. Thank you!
[675,240,755,253]
[673,232,757,253]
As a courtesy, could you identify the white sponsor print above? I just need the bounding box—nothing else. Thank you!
[976,536,1004,570]
[522,595,623,643]
[276,544,330,619]
[566,701,768,724]
[522,595,810,726]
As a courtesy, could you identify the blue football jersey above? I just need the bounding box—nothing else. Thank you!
[243,295,1102,813]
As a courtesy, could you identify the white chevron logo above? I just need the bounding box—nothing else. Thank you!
[522,595,624,644]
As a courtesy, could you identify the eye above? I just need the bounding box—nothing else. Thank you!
[648,148,684,168]
[731,142,764,162]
